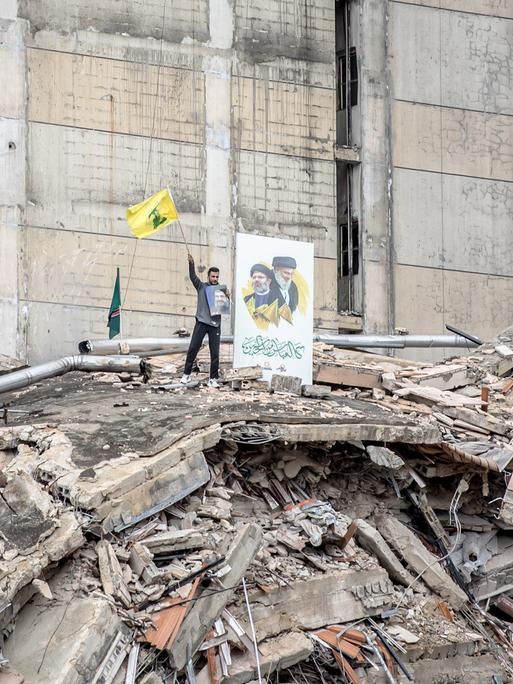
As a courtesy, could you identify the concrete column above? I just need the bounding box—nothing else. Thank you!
[359,0,393,335]
[204,0,233,222]
[202,0,234,328]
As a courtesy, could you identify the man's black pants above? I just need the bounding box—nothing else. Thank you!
[184,321,220,379]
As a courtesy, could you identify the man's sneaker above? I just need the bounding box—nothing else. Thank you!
[180,374,191,385]
[207,378,220,388]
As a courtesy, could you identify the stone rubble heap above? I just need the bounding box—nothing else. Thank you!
[2,328,513,682]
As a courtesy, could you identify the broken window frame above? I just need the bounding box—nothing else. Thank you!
[336,0,362,314]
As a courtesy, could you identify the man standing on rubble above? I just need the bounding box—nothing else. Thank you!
[181,254,229,388]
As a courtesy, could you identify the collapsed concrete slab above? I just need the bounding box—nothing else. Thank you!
[0,435,86,628]
[4,592,123,683]
[0,370,441,539]
[0,424,215,533]
[355,519,416,587]
[0,470,57,557]
[235,569,394,641]
[3,343,513,683]
[99,450,211,531]
[376,514,468,609]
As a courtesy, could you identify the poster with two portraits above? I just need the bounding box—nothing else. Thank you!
[233,233,314,385]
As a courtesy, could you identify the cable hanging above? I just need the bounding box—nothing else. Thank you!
[122,0,168,309]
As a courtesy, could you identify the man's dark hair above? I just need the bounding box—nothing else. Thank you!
[208,267,220,276]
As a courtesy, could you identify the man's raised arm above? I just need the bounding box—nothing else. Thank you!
[188,254,201,290]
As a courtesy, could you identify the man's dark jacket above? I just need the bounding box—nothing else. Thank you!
[189,262,220,327]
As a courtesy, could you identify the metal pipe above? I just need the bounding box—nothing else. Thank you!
[79,333,478,356]
[445,323,483,346]
[0,355,144,394]
[314,334,478,349]
[78,337,191,355]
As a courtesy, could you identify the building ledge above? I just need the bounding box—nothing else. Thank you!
[334,144,360,163]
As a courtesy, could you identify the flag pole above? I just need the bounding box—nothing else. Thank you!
[167,186,191,255]
[119,268,123,339]
[177,219,191,255]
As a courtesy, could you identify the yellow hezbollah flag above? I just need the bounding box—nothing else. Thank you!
[126,188,178,239]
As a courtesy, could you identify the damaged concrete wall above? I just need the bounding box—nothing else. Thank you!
[387,1,513,359]
[0,0,338,364]
[0,7,26,359]
[2,0,511,364]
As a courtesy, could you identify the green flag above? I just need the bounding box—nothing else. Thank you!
[108,268,121,339]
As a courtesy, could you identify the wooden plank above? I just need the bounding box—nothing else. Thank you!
[501,378,513,395]
[206,629,220,684]
[333,652,361,684]
[339,521,358,550]
[325,627,366,644]
[313,629,363,661]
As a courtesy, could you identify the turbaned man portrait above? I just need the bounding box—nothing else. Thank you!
[243,263,280,327]
[269,256,298,324]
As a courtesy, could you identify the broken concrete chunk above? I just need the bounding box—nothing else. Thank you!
[167,523,263,671]
[408,363,480,391]
[101,451,210,532]
[381,372,398,391]
[316,362,383,389]
[0,510,83,605]
[139,674,165,684]
[441,406,508,436]
[366,445,405,470]
[235,569,394,641]
[270,374,302,395]
[386,624,420,644]
[409,654,509,684]
[222,367,263,381]
[129,543,161,585]
[96,540,131,607]
[237,379,269,391]
[495,345,513,359]
[0,472,57,555]
[376,514,468,609]
[223,631,313,684]
[4,593,122,684]
[31,578,53,600]
[395,385,480,408]
[142,528,209,554]
[302,384,331,399]
[355,519,415,587]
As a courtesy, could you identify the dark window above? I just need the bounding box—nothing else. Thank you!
[337,47,358,111]
[340,219,359,277]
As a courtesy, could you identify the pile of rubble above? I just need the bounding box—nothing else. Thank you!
[3,328,513,682]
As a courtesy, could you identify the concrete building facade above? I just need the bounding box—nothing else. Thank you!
[0,0,511,363]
